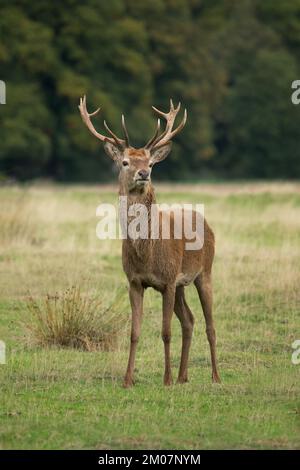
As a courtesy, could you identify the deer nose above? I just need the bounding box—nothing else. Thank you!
[137,169,149,180]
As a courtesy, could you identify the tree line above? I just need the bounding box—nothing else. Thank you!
[1,0,300,181]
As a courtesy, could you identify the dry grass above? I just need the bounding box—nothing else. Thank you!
[0,194,39,246]
[25,285,128,351]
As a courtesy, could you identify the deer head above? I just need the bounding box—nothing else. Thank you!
[78,96,187,193]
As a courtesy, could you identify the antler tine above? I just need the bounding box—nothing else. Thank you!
[145,118,161,149]
[149,99,187,149]
[104,120,125,147]
[175,101,181,112]
[152,100,181,125]
[157,108,187,147]
[78,95,125,147]
[152,105,168,120]
[122,115,130,147]
[89,108,101,117]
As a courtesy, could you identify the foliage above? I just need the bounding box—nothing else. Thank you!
[0,0,300,180]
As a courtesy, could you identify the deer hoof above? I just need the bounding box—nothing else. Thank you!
[163,376,173,386]
[123,377,135,388]
[176,376,189,384]
[212,373,221,384]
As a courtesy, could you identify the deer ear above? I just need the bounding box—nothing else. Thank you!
[151,142,172,164]
[104,141,123,162]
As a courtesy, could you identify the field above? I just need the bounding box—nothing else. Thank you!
[0,182,299,450]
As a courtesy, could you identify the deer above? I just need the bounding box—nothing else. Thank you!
[79,95,221,387]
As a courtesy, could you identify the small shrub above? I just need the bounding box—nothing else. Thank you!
[26,285,128,351]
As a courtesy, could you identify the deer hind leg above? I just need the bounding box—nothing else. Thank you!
[162,285,176,386]
[194,273,221,383]
[174,286,195,384]
[123,282,144,388]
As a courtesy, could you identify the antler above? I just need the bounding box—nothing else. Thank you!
[147,99,187,150]
[79,95,186,150]
[78,95,127,147]
[145,119,161,149]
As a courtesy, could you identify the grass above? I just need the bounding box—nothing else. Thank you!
[26,286,128,351]
[0,182,299,449]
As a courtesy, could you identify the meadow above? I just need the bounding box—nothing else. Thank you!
[0,182,299,449]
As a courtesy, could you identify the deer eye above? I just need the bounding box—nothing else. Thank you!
[122,160,129,167]
[149,162,153,168]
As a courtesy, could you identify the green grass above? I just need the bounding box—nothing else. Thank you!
[0,182,299,449]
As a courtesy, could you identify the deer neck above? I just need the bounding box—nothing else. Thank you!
[119,183,156,259]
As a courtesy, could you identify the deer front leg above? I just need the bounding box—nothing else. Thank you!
[162,285,176,386]
[123,282,144,388]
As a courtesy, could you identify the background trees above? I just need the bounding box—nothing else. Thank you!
[0,0,299,181]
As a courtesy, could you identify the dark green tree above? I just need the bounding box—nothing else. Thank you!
[0,0,299,181]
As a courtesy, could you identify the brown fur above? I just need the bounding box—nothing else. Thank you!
[117,148,221,387]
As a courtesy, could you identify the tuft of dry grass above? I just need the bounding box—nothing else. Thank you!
[25,285,128,351]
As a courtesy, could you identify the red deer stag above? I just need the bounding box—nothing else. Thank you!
[79,96,221,387]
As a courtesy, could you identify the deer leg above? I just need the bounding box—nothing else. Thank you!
[194,273,221,383]
[162,285,176,386]
[174,286,194,384]
[123,282,144,388]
